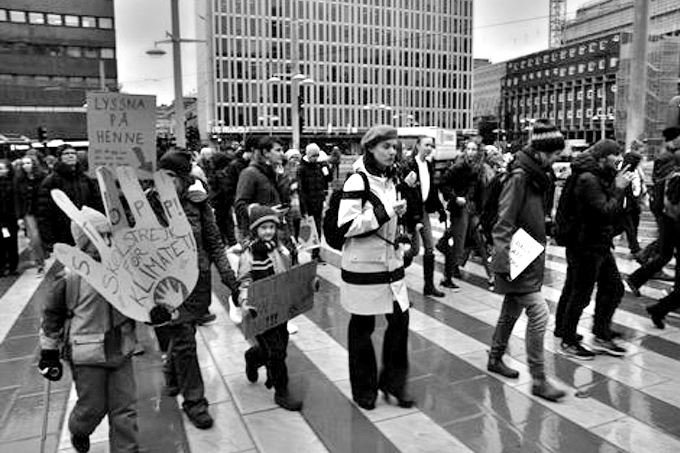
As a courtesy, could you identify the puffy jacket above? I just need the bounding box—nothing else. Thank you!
[13,169,46,218]
[297,158,332,214]
[36,162,102,247]
[571,153,625,251]
[440,157,480,214]
[40,271,137,365]
[338,156,409,315]
[234,162,287,236]
[492,150,551,295]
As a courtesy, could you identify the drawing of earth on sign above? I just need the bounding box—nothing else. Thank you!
[50,166,199,322]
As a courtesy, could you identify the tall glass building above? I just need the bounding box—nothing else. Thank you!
[196,0,473,138]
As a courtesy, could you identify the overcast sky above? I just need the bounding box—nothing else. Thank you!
[114,0,591,105]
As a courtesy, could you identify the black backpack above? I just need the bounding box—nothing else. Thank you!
[553,173,580,246]
[323,171,371,250]
[480,171,511,242]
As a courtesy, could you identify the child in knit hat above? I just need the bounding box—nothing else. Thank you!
[237,204,303,411]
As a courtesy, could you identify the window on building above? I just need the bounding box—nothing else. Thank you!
[598,59,605,70]
[553,68,559,76]
[586,108,592,117]
[568,65,576,75]
[558,111,563,120]
[612,34,620,42]
[567,110,573,119]
[611,84,617,93]
[577,90,583,100]
[542,96,547,105]
[589,42,597,52]
[47,14,62,25]
[588,61,596,71]
[0,10,7,21]
[560,50,567,59]
[9,10,26,23]
[66,46,82,58]
[527,59,532,68]
[83,48,98,58]
[28,12,45,24]
[587,89,593,99]
[82,16,97,28]
[552,52,557,62]
[98,17,113,29]
[576,109,582,119]
[560,67,567,77]
[596,107,603,115]
[529,72,534,80]
[600,40,606,50]
[101,48,115,59]
[579,45,586,55]
[597,87,603,98]
[543,55,549,63]
[610,57,618,68]
[578,64,585,73]
[567,92,573,101]
[607,106,614,115]
[64,15,79,27]
[569,48,576,57]
[550,94,555,102]
[559,93,564,102]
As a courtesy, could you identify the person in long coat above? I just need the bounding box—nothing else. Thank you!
[338,125,414,411]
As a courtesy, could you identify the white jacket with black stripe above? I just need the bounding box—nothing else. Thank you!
[337,157,409,315]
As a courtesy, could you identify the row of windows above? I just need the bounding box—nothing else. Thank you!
[514,106,614,121]
[509,85,617,106]
[0,9,113,29]
[509,35,620,71]
[0,73,117,87]
[0,41,115,59]
[506,57,619,85]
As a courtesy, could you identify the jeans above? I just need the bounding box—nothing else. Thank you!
[348,302,410,402]
[629,214,678,288]
[69,359,138,452]
[155,323,207,411]
[490,291,548,381]
[410,206,434,255]
[560,248,624,344]
[24,215,45,267]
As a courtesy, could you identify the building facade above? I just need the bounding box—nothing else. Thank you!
[0,0,117,140]
[501,33,622,143]
[473,59,506,120]
[197,0,474,139]
[562,0,680,45]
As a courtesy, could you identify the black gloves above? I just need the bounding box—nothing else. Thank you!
[149,305,173,326]
[38,349,63,381]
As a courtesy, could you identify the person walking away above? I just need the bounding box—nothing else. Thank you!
[339,125,414,410]
[298,143,332,261]
[401,136,446,296]
[626,127,680,295]
[39,208,139,452]
[14,155,48,273]
[215,146,252,246]
[558,140,633,359]
[152,151,240,428]
[487,122,566,402]
[0,160,18,276]
[239,204,303,411]
[437,141,481,288]
[620,151,646,257]
[36,145,102,251]
[283,149,303,240]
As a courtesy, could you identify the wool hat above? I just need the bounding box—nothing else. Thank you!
[530,121,565,153]
[590,139,621,160]
[248,204,280,231]
[159,151,192,176]
[70,207,111,250]
[285,149,301,161]
[360,125,398,151]
[305,143,321,155]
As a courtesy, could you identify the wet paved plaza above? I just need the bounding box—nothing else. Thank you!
[1,216,680,453]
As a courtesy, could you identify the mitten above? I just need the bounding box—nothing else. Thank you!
[149,305,173,326]
[38,349,63,381]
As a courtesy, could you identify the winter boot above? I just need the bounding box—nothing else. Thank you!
[183,402,214,429]
[647,305,666,329]
[532,379,566,402]
[274,387,303,411]
[423,253,444,297]
[487,357,519,379]
[245,347,262,383]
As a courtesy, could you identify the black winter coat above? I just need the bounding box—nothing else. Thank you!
[0,176,17,229]
[297,159,332,214]
[13,170,46,218]
[36,162,102,247]
[440,157,480,214]
[234,162,287,234]
[571,154,625,251]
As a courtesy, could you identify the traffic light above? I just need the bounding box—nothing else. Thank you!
[37,126,48,143]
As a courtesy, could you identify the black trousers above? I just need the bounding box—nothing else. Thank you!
[560,248,624,344]
[620,209,641,254]
[629,214,678,288]
[348,302,409,403]
[155,323,207,410]
[215,205,237,247]
[651,289,680,317]
[0,225,18,273]
[246,323,290,391]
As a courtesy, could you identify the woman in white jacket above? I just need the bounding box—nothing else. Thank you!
[338,125,414,410]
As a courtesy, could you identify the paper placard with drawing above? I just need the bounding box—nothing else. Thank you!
[509,228,544,281]
[298,215,320,250]
[50,166,199,322]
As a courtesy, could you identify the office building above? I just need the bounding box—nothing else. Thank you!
[473,59,506,119]
[0,0,117,140]
[196,0,474,139]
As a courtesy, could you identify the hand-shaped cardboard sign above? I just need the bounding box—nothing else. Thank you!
[50,166,198,322]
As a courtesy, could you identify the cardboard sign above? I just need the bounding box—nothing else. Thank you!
[51,166,199,322]
[242,261,317,340]
[298,215,320,250]
[87,92,157,179]
[509,228,544,281]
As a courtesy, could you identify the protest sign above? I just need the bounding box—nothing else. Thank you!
[298,215,320,250]
[51,166,199,322]
[509,228,544,281]
[87,92,156,179]
[242,261,317,340]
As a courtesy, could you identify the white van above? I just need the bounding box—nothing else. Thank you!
[397,127,458,161]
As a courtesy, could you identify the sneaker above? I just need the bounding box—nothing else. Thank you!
[440,279,461,291]
[71,433,90,453]
[591,337,627,357]
[532,380,566,402]
[560,342,595,361]
[647,306,666,329]
[183,404,214,429]
[196,313,217,326]
[274,389,303,411]
[487,358,519,379]
[625,277,641,297]
[287,322,299,335]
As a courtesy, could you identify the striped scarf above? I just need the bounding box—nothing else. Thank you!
[249,239,278,281]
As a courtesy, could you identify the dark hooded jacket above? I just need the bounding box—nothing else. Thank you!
[36,162,102,248]
[13,167,46,218]
[570,153,626,251]
[440,156,481,214]
[297,158,332,214]
[234,161,288,236]
[492,150,552,295]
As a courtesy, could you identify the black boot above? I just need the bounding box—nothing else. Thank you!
[423,253,444,297]
[487,357,519,379]
[647,305,666,329]
[275,387,303,411]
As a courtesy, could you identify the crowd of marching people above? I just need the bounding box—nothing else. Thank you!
[3,119,676,452]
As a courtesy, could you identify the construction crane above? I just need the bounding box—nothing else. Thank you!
[549,0,567,48]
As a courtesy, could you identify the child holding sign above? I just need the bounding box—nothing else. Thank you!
[39,208,140,453]
[237,204,303,411]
